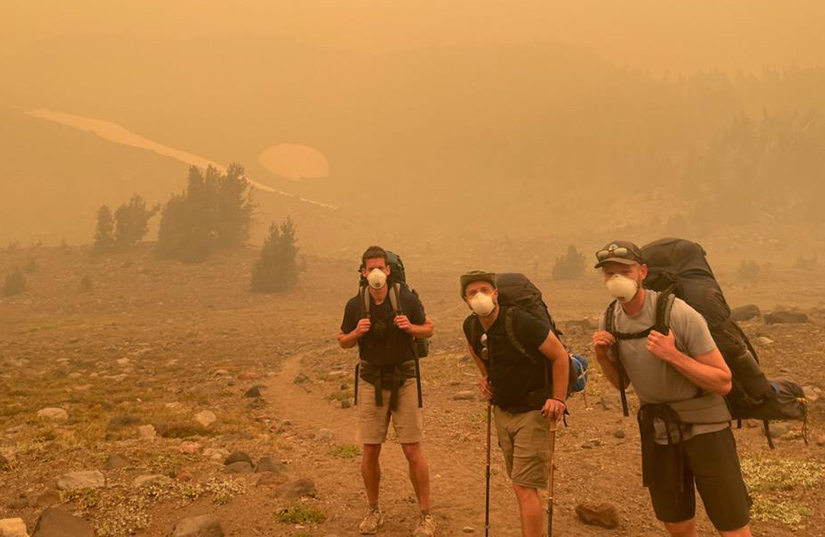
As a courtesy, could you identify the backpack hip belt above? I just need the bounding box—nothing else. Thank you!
[637,394,730,492]
[359,360,417,411]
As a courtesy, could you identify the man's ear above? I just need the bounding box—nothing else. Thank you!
[385,265,391,275]
[492,289,500,302]
[639,264,648,281]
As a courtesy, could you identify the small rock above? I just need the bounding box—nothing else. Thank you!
[293,373,309,384]
[116,358,130,366]
[165,402,184,412]
[764,422,792,438]
[176,469,195,482]
[764,311,809,324]
[224,451,253,466]
[172,514,224,537]
[178,441,203,454]
[244,386,261,398]
[37,408,68,421]
[0,518,28,537]
[453,391,475,401]
[816,434,825,447]
[225,461,254,474]
[56,470,105,491]
[35,490,60,508]
[341,399,352,409]
[104,454,131,470]
[315,428,335,442]
[255,457,287,474]
[598,395,620,411]
[194,411,217,428]
[132,474,172,488]
[277,478,318,499]
[276,420,292,433]
[257,472,289,487]
[575,502,619,529]
[756,336,774,346]
[613,430,626,439]
[328,370,348,379]
[462,526,476,534]
[31,508,94,537]
[204,448,230,462]
[802,386,821,403]
[107,415,141,429]
[731,304,761,322]
[237,371,258,381]
[137,424,157,439]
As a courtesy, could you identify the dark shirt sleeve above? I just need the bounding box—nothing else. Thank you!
[514,309,551,351]
[401,289,426,325]
[340,296,360,333]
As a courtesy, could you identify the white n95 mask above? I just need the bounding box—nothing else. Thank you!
[367,268,387,289]
[469,293,496,317]
[605,274,639,303]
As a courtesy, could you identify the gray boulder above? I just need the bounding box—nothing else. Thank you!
[172,514,224,537]
[31,509,94,537]
[56,470,105,491]
[731,304,761,322]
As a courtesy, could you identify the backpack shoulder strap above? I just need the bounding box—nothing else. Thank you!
[604,300,618,335]
[361,286,371,319]
[504,307,541,365]
[388,283,403,316]
[653,290,677,334]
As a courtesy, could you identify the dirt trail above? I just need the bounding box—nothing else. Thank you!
[267,336,531,536]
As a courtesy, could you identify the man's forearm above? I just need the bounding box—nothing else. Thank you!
[596,352,622,390]
[407,319,434,339]
[665,350,732,395]
[338,330,360,349]
[550,352,569,401]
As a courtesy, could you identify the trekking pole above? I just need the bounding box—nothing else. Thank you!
[546,419,558,537]
[485,401,492,537]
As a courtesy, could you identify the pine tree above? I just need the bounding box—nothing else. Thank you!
[157,165,255,262]
[93,205,116,253]
[114,194,158,249]
[251,217,300,293]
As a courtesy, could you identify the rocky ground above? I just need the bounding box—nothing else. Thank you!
[0,243,824,536]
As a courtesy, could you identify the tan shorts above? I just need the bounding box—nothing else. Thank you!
[494,407,551,489]
[357,379,423,445]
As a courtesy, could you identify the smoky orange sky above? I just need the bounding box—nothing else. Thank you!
[3,0,825,74]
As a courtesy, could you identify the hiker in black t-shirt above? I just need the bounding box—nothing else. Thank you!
[338,246,435,536]
[460,271,568,537]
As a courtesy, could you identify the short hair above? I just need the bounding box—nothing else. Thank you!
[362,245,388,266]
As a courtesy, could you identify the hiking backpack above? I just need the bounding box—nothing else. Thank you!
[475,273,588,398]
[355,251,428,408]
[603,238,808,447]
[358,250,429,359]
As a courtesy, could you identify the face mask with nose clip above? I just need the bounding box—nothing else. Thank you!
[367,268,388,289]
[469,292,496,317]
[605,273,639,303]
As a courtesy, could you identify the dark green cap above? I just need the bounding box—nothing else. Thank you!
[460,270,497,298]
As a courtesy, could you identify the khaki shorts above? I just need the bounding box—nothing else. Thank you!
[494,407,551,489]
[357,379,423,445]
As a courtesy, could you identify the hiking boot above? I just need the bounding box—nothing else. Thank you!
[359,507,384,534]
[413,514,436,537]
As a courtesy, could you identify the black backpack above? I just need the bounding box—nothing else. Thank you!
[473,273,587,398]
[604,238,808,447]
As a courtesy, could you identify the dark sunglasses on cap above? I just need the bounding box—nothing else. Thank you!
[595,246,641,263]
[596,246,629,261]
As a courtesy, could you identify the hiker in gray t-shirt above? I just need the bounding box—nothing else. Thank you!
[591,240,752,537]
